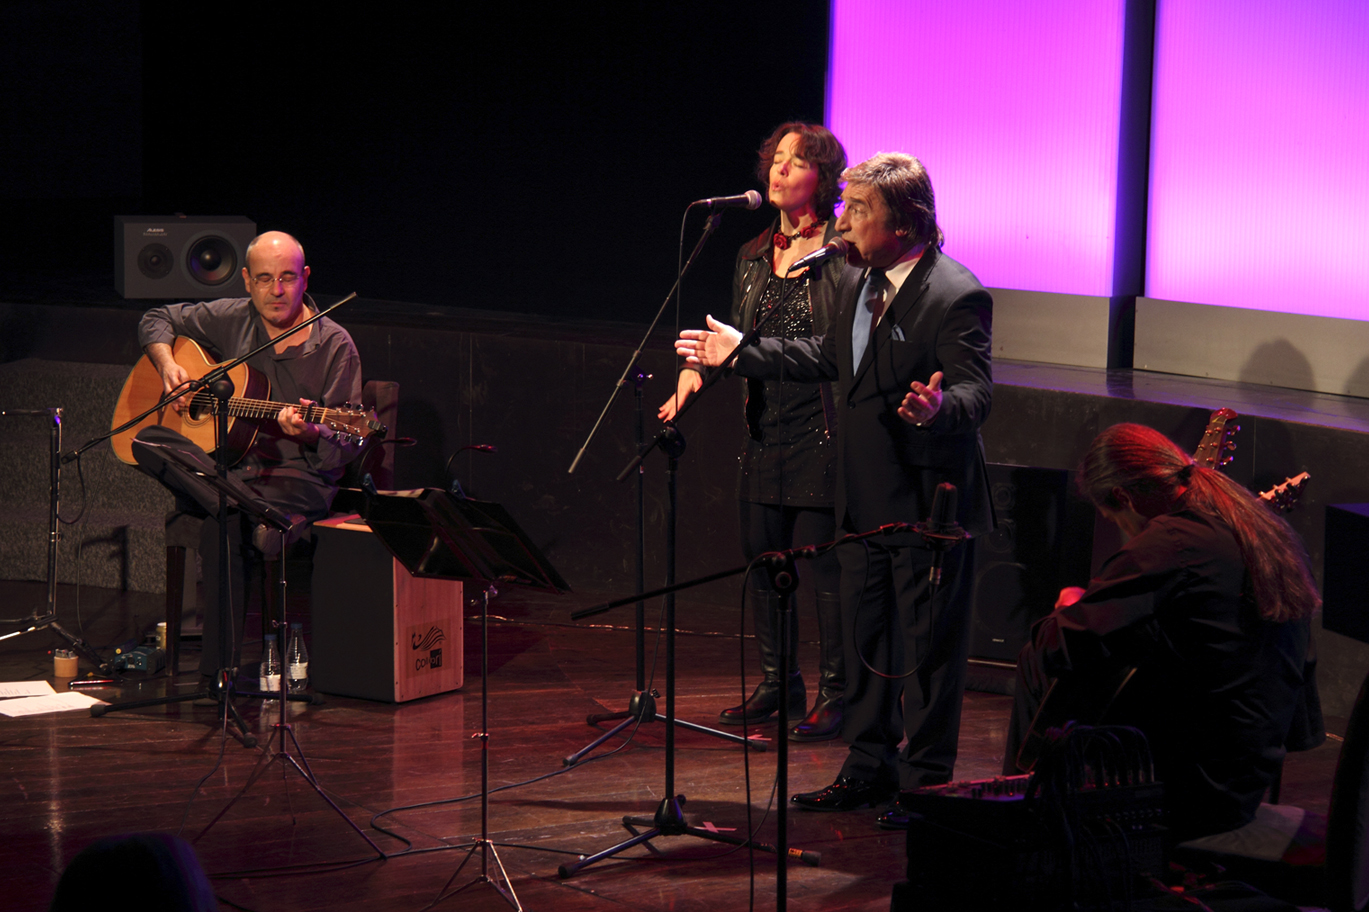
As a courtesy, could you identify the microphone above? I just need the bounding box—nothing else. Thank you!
[928,482,958,534]
[446,444,498,498]
[917,482,967,587]
[786,238,850,273]
[691,190,763,210]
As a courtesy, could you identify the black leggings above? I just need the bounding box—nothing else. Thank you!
[738,501,840,596]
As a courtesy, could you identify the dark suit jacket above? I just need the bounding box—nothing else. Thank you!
[733,246,994,538]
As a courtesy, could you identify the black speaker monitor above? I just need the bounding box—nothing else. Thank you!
[1324,503,1369,645]
[968,464,1096,662]
[115,215,256,299]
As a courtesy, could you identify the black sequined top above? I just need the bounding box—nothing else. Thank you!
[737,269,835,506]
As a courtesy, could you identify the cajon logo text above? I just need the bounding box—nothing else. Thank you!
[411,626,445,672]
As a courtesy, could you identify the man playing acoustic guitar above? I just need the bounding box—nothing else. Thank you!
[132,230,363,688]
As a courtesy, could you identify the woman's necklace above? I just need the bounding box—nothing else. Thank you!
[772,220,826,250]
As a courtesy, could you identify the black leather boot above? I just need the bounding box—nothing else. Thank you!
[789,591,844,741]
[719,585,806,725]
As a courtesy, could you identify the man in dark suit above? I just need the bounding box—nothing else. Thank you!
[677,152,993,823]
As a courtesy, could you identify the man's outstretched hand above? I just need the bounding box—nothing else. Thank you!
[675,315,743,369]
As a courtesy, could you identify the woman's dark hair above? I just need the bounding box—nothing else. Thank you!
[1078,423,1320,623]
[755,122,847,221]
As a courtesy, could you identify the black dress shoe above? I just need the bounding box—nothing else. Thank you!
[876,804,913,830]
[791,776,895,811]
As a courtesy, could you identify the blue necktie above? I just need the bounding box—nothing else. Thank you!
[851,268,887,369]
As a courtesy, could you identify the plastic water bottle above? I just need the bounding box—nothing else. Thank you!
[259,636,282,695]
[286,622,309,693]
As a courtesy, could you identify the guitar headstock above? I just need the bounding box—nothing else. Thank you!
[1259,471,1310,514]
[1194,407,1239,469]
[321,405,387,446]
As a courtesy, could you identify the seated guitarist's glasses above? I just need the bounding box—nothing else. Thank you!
[251,272,301,289]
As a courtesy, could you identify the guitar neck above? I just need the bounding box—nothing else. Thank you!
[192,391,331,423]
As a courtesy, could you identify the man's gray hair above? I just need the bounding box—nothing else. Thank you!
[842,153,943,249]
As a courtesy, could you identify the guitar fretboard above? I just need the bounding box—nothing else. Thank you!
[189,391,328,423]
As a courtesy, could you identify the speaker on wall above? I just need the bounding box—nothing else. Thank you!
[1324,503,1369,645]
[968,464,1096,662]
[115,215,256,299]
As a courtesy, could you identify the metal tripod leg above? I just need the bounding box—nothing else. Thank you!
[557,794,818,878]
[194,719,385,860]
[424,838,521,912]
[195,526,383,864]
[565,689,764,767]
[425,585,522,911]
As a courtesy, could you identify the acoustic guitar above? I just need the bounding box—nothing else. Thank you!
[110,337,382,466]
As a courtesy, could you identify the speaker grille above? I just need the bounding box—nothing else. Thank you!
[136,243,174,279]
[968,465,1096,662]
[187,235,238,285]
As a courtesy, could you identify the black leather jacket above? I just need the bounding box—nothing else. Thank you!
[729,219,841,440]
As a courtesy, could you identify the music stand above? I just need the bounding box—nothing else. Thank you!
[362,488,568,911]
[189,498,385,862]
[91,437,302,741]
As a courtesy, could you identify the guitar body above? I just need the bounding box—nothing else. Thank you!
[110,337,269,466]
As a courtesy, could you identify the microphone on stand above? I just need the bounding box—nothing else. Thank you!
[786,238,850,273]
[917,482,967,587]
[690,190,764,210]
[446,444,499,499]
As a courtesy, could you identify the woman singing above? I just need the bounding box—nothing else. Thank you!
[661,123,848,740]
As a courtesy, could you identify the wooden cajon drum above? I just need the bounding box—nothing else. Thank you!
[312,515,463,702]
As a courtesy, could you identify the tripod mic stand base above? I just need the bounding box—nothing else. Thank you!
[564,690,765,767]
[557,793,818,878]
[90,683,258,748]
[426,838,522,912]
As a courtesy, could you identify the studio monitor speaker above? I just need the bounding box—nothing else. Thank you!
[968,464,1096,662]
[1324,503,1369,645]
[115,215,256,299]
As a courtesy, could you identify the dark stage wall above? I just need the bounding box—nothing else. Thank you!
[2,1,833,329]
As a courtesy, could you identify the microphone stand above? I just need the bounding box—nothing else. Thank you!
[0,408,119,677]
[561,521,922,895]
[562,238,842,887]
[561,370,651,766]
[564,210,756,770]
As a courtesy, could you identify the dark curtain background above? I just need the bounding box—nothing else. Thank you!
[3,1,831,329]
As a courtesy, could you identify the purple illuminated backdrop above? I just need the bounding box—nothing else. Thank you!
[1147,0,1369,319]
[827,1,1128,296]
[828,0,1369,321]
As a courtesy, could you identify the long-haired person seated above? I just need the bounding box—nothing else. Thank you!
[1004,422,1320,841]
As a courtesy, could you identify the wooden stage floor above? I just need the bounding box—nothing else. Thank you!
[0,580,1344,912]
